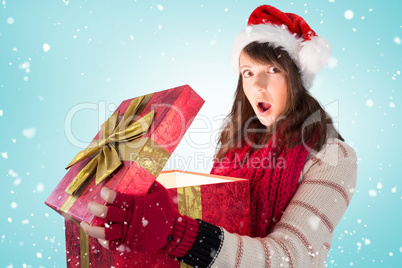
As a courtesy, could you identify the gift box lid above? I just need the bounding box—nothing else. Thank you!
[45,85,205,223]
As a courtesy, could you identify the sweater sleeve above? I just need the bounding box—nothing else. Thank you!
[208,139,357,268]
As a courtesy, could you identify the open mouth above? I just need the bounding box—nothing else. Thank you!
[257,101,271,114]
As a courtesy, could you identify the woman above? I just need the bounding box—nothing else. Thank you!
[81,5,357,267]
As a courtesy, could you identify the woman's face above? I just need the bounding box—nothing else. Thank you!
[239,51,288,127]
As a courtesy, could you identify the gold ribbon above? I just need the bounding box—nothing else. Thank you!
[65,94,156,196]
[80,226,90,267]
[177,185,202,268]
[177,186,202,219]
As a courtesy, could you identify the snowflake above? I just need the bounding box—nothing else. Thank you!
[365,99,374,108]
[36,183,45,193]
[43,43,51,52]
[344,10,354,20]
[142,217,149,227]
[22,127,36,139]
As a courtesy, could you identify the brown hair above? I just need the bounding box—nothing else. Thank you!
[215,42,343,159]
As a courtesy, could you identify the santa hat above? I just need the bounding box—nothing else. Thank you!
[231,5,331,89]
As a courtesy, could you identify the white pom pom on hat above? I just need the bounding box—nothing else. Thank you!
[231,5,331,90]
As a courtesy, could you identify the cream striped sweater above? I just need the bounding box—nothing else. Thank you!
[210,138,357,268]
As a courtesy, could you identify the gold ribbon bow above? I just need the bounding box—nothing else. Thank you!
[65,95,154,195]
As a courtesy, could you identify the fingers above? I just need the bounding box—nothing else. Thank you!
[80,221,105,240]
[88,201,108,219]
[98,238,109,250]
[80,222,114,250]
[80,220,123,241]
[88,200,127,223]
[100,187,133,209]
[101,187,117,204]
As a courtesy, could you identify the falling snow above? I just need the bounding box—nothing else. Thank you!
[14,178,22,186]
[365,99,374,107]
[8,169,18,177]
[309,215,320,230]
[19,61,30,73]
[36,183,45,193]
[142,217,149,227]
[327,57,338,69]
[344,10,354,20]
[22,127,36,139]
[1,2,401,268]
[43,43,51,52]
[7,17,14,24]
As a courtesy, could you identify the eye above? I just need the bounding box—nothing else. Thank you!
[242,70,253,78]
[268,66,280,74]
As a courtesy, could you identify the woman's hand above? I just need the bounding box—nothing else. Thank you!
[80,182,180,253]
[80,187,118,250]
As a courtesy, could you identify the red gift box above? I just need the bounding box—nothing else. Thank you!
[64,170,251,267]
[46,85,251,267]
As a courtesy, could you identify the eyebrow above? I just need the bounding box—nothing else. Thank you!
[239,64,252,69]
[240,62,281,70]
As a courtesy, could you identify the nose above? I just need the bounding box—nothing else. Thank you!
[253,71,268,92]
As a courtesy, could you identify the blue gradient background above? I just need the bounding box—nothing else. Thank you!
[1,0,401,267]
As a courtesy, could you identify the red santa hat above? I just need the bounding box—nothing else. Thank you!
[231,5,331,89]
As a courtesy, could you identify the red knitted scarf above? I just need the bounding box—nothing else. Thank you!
[210,138,309,237]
